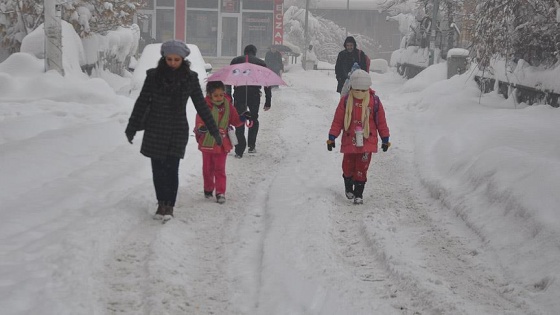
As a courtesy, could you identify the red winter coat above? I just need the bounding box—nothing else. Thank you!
[329,89,390,154]
[195,95,243,154]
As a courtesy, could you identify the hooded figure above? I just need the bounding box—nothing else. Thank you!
[334,36,368,93]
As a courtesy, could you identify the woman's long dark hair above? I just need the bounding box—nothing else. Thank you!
[155,57,191,93]
[156,56,191,71]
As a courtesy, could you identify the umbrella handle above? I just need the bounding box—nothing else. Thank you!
[246,120,254,128]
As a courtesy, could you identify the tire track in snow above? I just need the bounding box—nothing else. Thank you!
[329,121,542,314]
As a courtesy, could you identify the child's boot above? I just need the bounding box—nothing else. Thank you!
[343,175,354,199]
[353,181,365,205]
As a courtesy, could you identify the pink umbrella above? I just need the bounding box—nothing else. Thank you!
[207,60,287,87]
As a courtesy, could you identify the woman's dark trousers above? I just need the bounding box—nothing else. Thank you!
[151,157,180,206]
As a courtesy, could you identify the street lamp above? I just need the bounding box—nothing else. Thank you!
[429,0,440,66]
[303,0,310,69]
[346,0,349,37]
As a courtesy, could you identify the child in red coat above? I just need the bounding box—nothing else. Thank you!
[327,70,391,204]
[194,81,248,204]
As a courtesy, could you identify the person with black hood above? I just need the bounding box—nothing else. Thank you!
[125,39,222,222]
[228,44,272,158]
[335,36,368,93]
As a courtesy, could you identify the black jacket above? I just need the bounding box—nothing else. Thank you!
[335,49,367,81]
[228,54,272,107]
[265,50,284,74]
[126,67,219,159]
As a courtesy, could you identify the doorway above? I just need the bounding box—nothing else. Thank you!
[220,16,239,57]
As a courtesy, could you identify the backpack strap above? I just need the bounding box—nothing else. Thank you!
[373,95,380,126]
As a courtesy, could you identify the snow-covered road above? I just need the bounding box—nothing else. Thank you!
[1,64,556,315]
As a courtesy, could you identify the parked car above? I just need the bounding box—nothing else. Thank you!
[131,43,209,93]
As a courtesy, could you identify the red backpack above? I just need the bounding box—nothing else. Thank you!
[358,49,371,72]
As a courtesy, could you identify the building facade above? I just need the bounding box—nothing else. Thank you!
[136,0,283,58]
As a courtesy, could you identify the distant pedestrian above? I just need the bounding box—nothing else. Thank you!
[305,44,319,70]
[327,69,390,204]
[229,44,272,158]
[125,39,222,221]
[265,46,284,77]
[194,81,249,204]
[335,36,368,93]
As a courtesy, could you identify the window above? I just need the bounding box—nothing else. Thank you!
[243,0,273,10]
[187,11,219,55]
[156,9,175,42]
[156,0,174,7]
[221,0,240,13]
[242,12,273,58]
[187,0,219,8]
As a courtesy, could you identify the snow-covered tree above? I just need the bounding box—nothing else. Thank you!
[474,0,560,68]
[283,6,379,64]
[0,0,144,53]
[0,0,43,53]
[61,0,143,37]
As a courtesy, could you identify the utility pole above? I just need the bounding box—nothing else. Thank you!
[346,0,349,37]
[303,0,310,69]
[44,0,64,75]
[428,0,440,66]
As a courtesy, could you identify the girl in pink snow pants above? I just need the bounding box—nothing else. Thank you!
[327,69,391,204]
[194,81,248,204]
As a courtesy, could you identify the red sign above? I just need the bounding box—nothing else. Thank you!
[273,0,283,44]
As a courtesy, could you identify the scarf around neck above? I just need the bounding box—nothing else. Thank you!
[201,98,230,148]
[344,91,370,138]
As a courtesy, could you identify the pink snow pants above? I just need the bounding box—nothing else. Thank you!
[202,152,228,195]
[342,152,372,182]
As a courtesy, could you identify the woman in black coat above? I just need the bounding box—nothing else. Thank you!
[125,40,222,221]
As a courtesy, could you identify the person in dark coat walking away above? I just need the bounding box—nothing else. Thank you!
[265,46,284,89]
[335,36,368,93]
[327,69,390,205]
[229,44,272,158]
[265,46,284,76]
[194,81,249,204]
[125,39,222,221]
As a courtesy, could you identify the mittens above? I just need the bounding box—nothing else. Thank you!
[381,137,391,152]
[327,134,336,151]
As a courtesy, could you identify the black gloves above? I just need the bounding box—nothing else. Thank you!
[327,134,336,151]
[125,128,135,144]
[264,101,271,111]
[381,137,391,152]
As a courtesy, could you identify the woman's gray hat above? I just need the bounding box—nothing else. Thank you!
[350,69,372,90]
[161,40,190,58]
